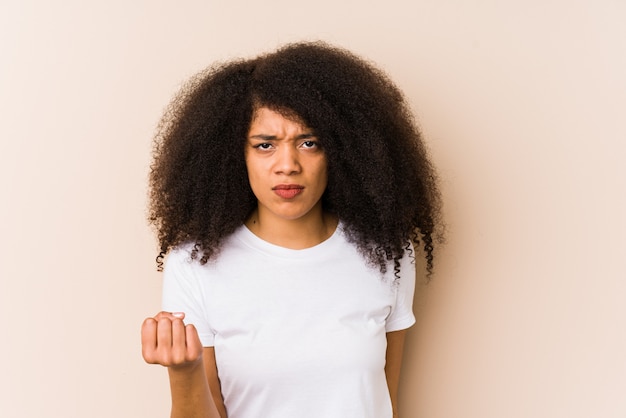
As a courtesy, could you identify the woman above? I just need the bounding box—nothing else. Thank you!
[141,41,442,418]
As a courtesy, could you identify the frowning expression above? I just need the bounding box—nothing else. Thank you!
[245,107,328,223]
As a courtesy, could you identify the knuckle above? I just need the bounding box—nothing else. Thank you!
[142,350,156,364]
[157,317,172,327]
[154,311,169,320]
[142,317,156,328]
[186,349,202,362]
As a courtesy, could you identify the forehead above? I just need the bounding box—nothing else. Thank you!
[249,107,309,132]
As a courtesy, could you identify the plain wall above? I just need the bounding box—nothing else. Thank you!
[1,1,624,417]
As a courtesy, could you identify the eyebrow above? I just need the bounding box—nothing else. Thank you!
[248,133,316,140]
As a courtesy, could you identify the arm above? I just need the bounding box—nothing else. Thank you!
[385,329,408,418]
[203,347,228,418]
[142,312,222,418]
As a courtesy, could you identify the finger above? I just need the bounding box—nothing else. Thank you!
[141,318,160,363]
[156,317,173,349]
[154,311,185,321]
[185,324,204,362]
[171,318,187,363]
[141,317,157,345]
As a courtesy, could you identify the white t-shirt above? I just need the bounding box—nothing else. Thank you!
[162,223,416,418]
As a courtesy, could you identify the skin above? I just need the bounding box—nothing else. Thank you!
[244,107,336,247]
[141,312,220,418]
[141,107,408,417]
[385,329,408,418]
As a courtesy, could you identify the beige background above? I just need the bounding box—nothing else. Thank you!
[1,1,625,417]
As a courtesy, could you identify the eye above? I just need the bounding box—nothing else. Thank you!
[301,140,319,149]
[253,143,273,150]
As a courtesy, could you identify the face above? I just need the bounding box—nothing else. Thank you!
[245,107,328,224]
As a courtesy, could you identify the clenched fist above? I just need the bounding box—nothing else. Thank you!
[141,312,204,369]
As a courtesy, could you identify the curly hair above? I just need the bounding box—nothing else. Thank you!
[149,41,443,277]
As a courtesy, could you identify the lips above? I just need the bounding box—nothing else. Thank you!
[272,184,304,199]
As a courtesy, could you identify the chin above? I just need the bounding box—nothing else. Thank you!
[271,208,316,222]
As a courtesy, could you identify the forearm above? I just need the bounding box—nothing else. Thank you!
[168,362,221,418]
[385,330,408,418]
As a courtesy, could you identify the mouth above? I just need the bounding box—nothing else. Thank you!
[272,184,304,199]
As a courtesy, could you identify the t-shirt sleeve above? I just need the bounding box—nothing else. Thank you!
[161,246,216,347]
[385,243,417,332]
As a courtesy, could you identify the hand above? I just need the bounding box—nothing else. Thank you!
[141,311,204,369]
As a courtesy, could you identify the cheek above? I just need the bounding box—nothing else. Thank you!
[315,162,329,192]
[315,166,328,197]
[244,158,262,196]
[244,155,260,179]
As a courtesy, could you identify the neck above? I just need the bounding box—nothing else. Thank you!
[245,207,338,249]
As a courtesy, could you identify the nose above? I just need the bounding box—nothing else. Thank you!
[274,145,301,175]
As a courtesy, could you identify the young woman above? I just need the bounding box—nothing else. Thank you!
[141,42,443,418]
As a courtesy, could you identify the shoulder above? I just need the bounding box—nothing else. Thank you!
[165,242,195,267]
[162,243,199,287]
[165,226,249,271]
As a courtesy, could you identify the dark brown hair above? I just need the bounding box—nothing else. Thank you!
[149,41,443,277]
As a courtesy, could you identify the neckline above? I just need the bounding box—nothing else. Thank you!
[237,221,343,259]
